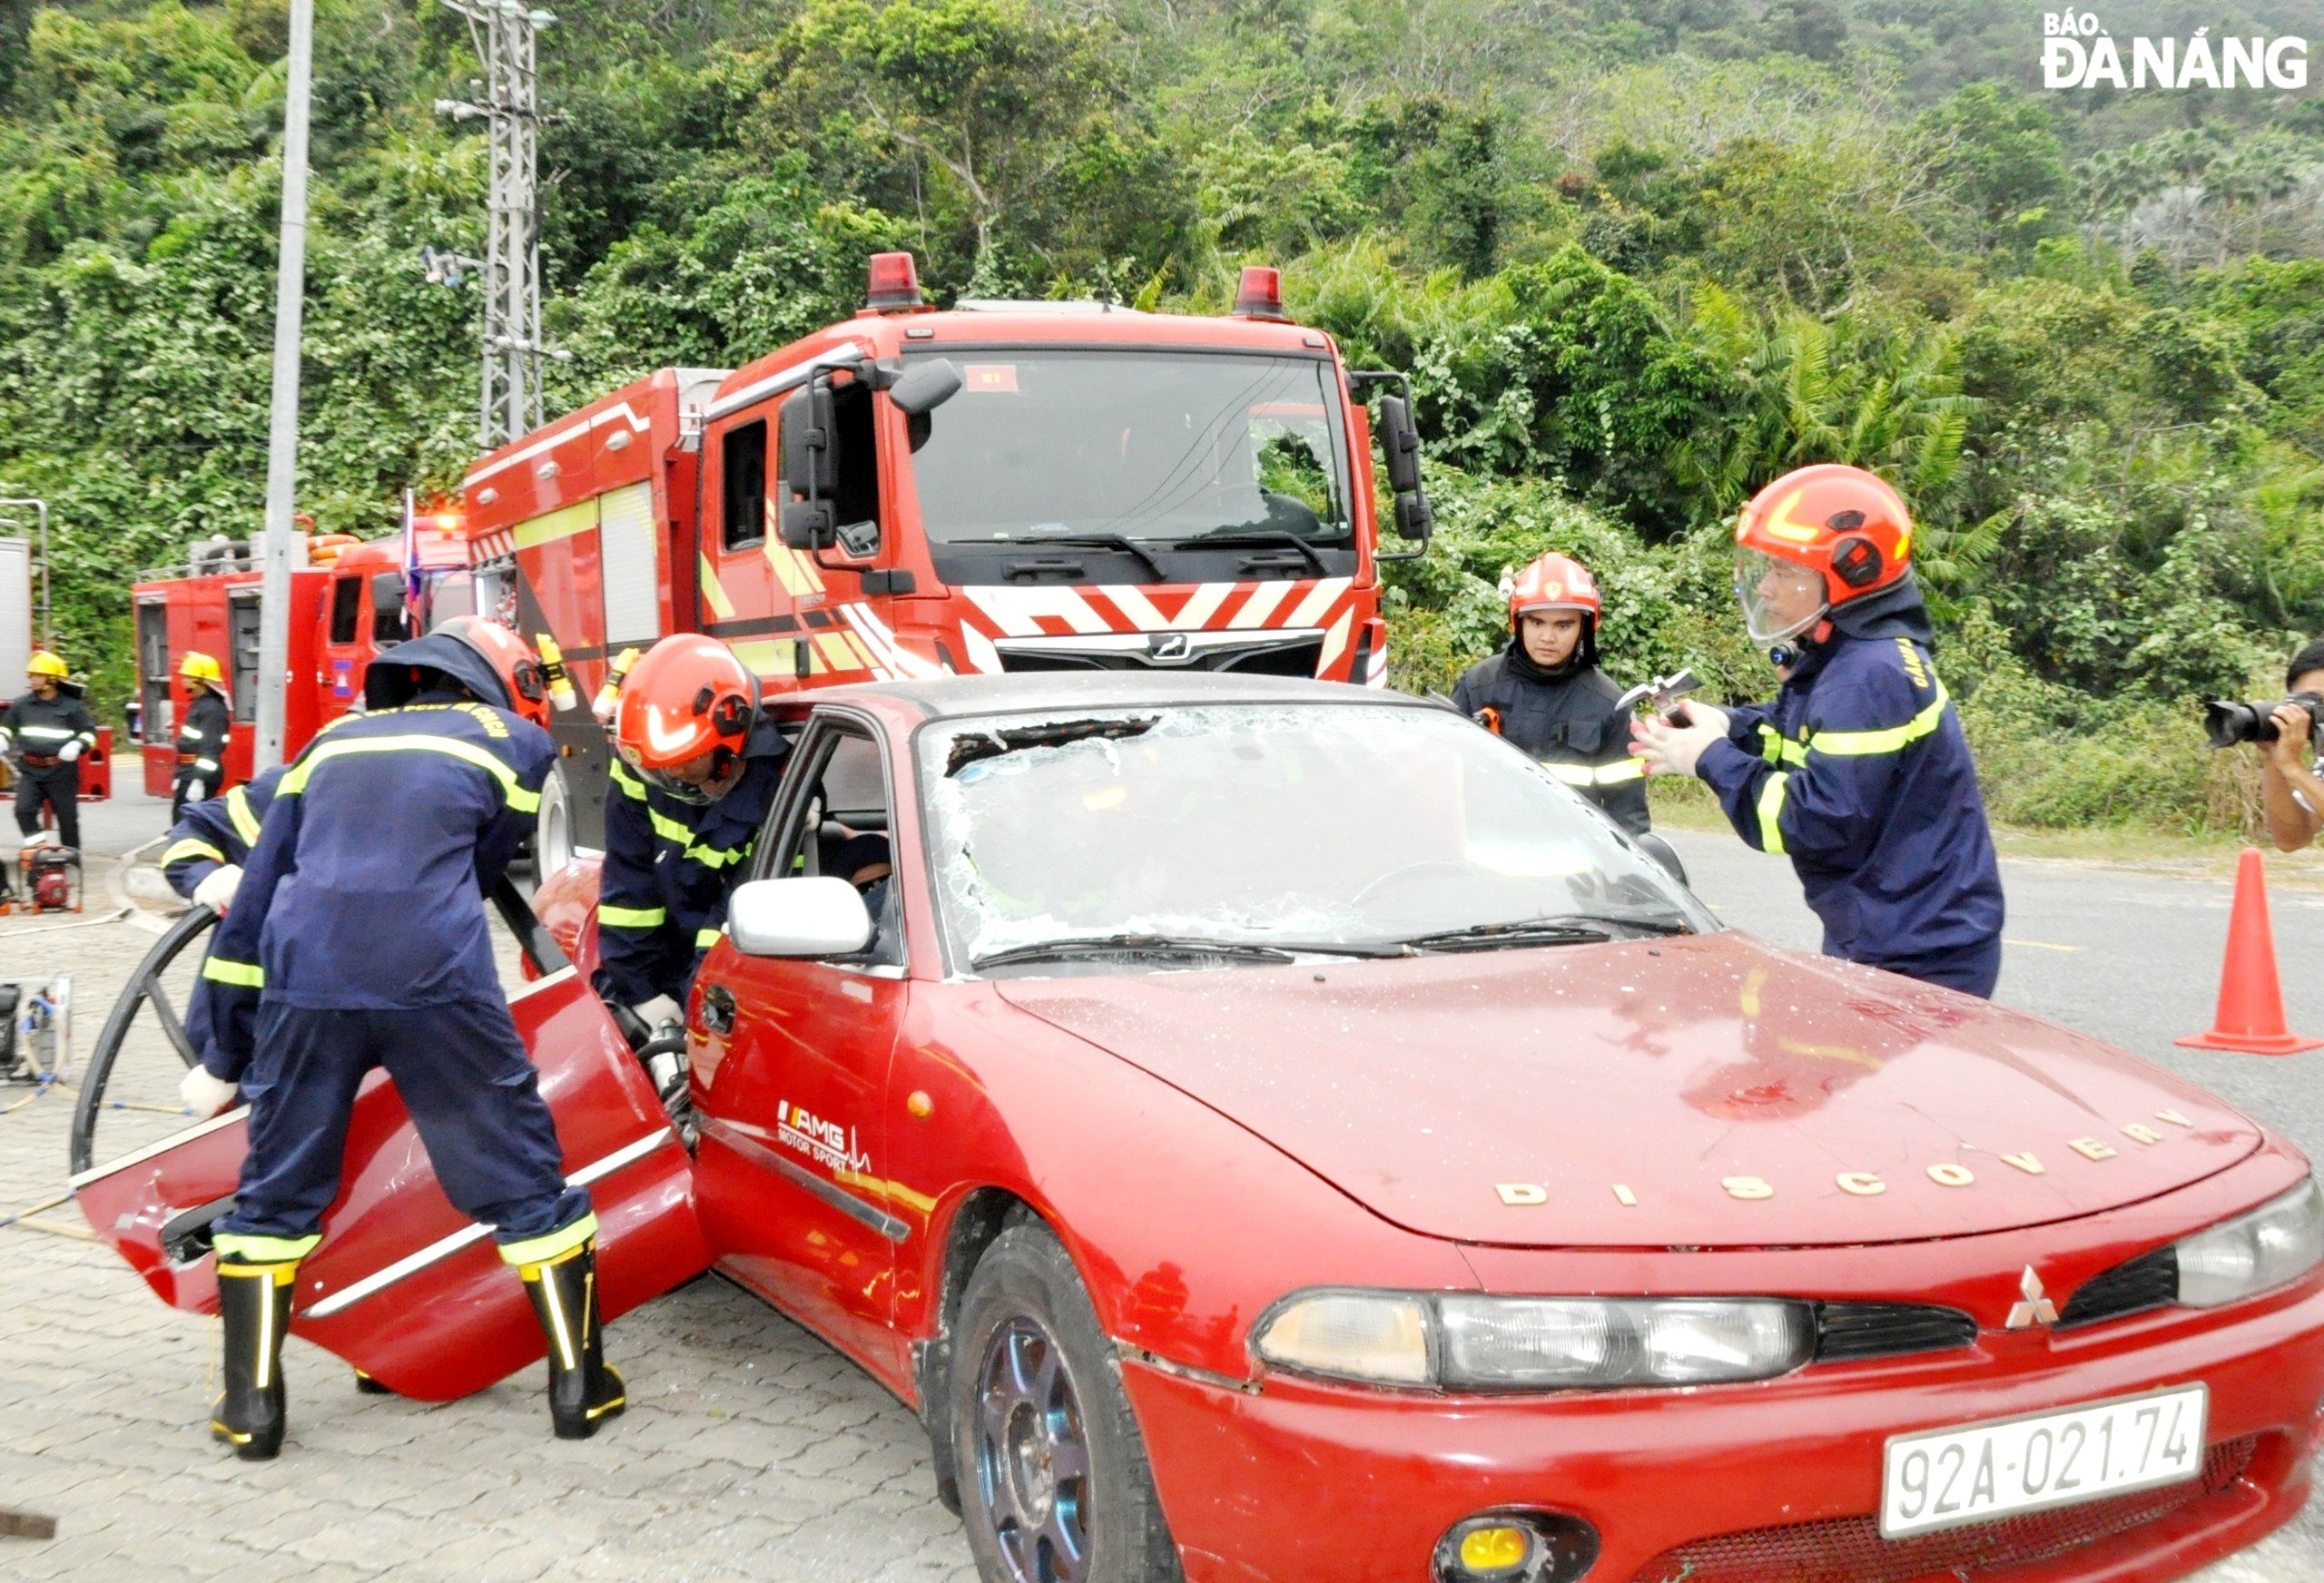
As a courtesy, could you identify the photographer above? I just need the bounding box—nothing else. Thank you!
[2259,640,2324,853]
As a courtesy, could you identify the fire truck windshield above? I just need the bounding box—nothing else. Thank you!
[902,351,1353,546]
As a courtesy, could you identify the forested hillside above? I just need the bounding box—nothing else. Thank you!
[4,0,2322,827]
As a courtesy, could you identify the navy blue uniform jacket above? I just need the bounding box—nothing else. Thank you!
[1451,653,1650,835]
[161,767,285,897]
[595,719,788,1007]
[202,688,553,1080]
[1695,593,2004,986]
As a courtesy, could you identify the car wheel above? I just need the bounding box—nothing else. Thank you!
[950,1222,1181,1583]
[537,760,576,876]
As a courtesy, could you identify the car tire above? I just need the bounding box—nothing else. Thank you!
[537,760,576,877]
[950,1222,1182,1583]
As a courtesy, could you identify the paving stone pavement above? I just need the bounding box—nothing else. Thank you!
[3,863,2316,1582]
[0,889,979,1583]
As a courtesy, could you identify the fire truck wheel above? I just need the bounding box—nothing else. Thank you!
[950,1221,1182,1583]
[537,761,576,877]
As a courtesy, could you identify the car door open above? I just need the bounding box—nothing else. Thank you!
[72,883,712,1401]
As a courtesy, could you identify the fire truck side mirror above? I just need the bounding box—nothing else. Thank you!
[779,384,840,551]
[1377,394,1423,497]
[887,358,961,418]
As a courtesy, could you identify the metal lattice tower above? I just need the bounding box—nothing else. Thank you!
[438,0,553,448]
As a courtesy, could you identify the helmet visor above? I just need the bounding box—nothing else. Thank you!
[1735,548,1828,646]
[618,742,739,806]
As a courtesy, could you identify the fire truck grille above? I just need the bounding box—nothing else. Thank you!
[1627,1435,2254,1583]
[994,636,1324,677]
[2058,1245,2180,1329]
[1811,1301,1977,1362]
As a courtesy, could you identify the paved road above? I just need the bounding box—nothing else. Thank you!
[1666,826,2324,1581]
[2,821,2321,1580]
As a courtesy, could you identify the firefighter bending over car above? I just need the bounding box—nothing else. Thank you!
[1452,553,1650,836]
[3,650,97,853]
[1632,465,2005,998]
[596,634,789,1057]
[171,651,232,821]
[182,618,624,1459]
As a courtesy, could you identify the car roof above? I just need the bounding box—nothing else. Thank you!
[799,673,1436,723]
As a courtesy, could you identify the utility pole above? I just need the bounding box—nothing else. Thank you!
[436,0,555,448]
[254,0,314,772]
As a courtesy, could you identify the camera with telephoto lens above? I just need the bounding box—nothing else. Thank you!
[2203,692,2324,751]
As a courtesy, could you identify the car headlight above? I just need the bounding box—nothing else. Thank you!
[1254,1290,1814,1391]
[2175,1177,2324,1308]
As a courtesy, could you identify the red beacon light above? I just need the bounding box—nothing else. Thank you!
[1232,264,1287,322]
[865,251,924,311]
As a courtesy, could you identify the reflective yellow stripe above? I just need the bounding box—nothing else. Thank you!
[214,1234,320,1263]
[597,904,666,930]
[162,838,227,869]
[1758,724,1807,766]
[695,927,724,949]
[1543,758,1646,787]
[202,956,265,988]
[608,760,649,802]
[641,799,751,870]
[500,1212,598,1268]
[1807,683,1950,758]
[1757,772,1789,856]
[685,839,752,870]
[281,735,541,812]
[647,806,694,845]
[225,785,262,845]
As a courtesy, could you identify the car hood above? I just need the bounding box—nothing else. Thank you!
[994,933,2263,1249]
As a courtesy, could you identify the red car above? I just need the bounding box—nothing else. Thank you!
[79,674,2324,1583]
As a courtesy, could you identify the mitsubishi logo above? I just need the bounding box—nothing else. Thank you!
[1147,632,1194,664]
[2005,1266,2060,1330]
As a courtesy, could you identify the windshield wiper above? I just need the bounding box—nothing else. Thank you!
[973,933,1408,970]
[1176,528,1330,575]
[1012,532,1172,581]
[1393,913,1691,954]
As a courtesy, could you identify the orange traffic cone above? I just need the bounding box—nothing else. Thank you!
[2177,848,2324,1055]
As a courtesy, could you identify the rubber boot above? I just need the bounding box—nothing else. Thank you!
[212,1260,297,1460]
[521,1240,625,1440]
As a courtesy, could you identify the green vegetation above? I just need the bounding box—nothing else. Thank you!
[2,0,2320,833]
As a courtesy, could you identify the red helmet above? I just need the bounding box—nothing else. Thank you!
[1505,552,1602,627]
[438,616,555,729]
[614,634,759,804]
[1734,465,1913,644]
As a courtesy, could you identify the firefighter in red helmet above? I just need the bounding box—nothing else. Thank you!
[596,634,791,1046]
[1452,552,1650,835]
[1632,465,2005,997]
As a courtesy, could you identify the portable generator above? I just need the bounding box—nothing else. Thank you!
[0,977,72,1084]
[7,841,82,915]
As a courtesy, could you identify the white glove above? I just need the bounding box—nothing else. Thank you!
[192,865,243,916]
[182,778,207,802]
[59,740,82,762]
[1629,712,1730,781]
[178,1066,240,1117]
[630,995,684,1030]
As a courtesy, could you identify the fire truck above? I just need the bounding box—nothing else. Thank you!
[462,254,1435,867]
[130,506,474,795]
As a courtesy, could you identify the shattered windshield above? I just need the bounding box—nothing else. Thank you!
[918,703,1713,975]
[902,351,1352,546]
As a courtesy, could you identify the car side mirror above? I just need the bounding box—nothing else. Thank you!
[727,876,872,958]
[779,383,839,551]
[888,358,961,418]
[1631,832,1689,889]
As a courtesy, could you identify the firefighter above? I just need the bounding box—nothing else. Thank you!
[171,651,232,821]
[1451,552,1650,836]
[182,617,623,1459]
[597,634,789,1038]
[1631,464,2005,997]
[2,651,98,853]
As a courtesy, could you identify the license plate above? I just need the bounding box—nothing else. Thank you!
[1880,1384,2208,1539]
